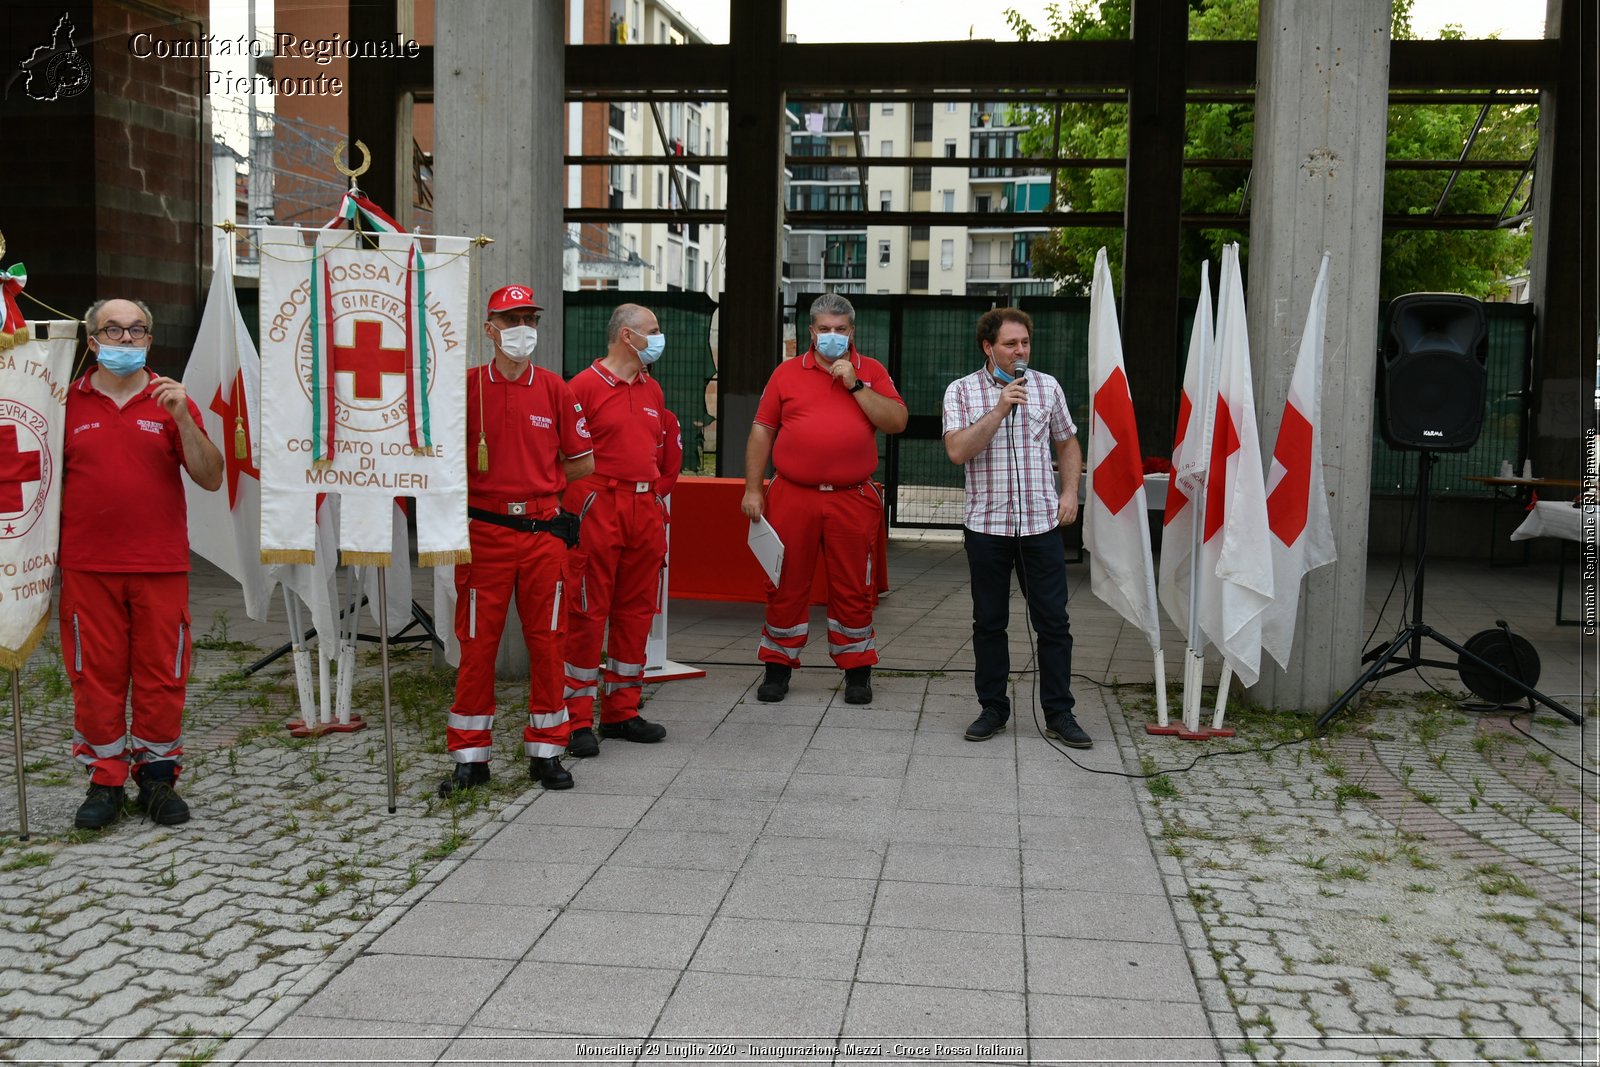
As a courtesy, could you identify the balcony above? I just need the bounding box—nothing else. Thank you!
[966,261,1033,280]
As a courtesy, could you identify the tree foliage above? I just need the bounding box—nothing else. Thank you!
[1005,0,1536,300]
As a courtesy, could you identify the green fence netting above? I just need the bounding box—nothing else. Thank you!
[563,291,718,473]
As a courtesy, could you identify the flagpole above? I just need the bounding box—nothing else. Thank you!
[10,669,28,841]
[1212,661,1233,732]
[283,586,317,728]
[377,566,397,813]
[336,565,359,726]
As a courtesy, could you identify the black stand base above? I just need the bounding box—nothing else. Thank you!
[1318,622,1579,729]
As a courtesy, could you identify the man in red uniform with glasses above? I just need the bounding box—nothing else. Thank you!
[439,284,595,796]
[741,293,907,705]
[562,303,680,758]
[60,297,223,830]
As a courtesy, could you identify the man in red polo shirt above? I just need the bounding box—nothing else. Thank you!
[740,293,907,705]
[60,297,223,829]
[439,284,595,796]
[561,303,679,758]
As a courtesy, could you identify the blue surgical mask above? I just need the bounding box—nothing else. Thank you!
[97,344,148,377]
[634,332,666,365]
[991,362,1015,384]
[814,332,850,360]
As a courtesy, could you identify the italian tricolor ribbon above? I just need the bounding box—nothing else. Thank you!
[0,263,30,349]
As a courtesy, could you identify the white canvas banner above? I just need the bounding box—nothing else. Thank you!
[0,321,74,668]
[258,226,470,568]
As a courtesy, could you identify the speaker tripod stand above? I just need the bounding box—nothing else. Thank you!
[1318,452,1579,729]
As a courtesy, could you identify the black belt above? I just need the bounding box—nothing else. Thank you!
[468,507,580,547]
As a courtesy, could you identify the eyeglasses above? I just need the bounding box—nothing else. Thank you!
[94,324,149,341]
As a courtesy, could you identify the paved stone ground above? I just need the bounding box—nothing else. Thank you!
[0,545,1592,1065]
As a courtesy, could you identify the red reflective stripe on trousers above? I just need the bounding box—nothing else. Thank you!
[60,570,190,787]
[449,520,570,759]
[562,485,665,729]
[761,480,881,670]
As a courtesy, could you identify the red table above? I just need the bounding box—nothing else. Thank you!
[667,476,890,604]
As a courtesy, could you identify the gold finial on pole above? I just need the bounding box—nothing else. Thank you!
[332,139,372,190]
[0,231,7,260]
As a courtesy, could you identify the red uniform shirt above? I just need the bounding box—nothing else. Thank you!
[568,360,673,484]
[467,361,592,504]
[59,373,209,573]
[754,350,904,487]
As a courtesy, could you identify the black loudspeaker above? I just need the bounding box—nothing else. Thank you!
[1377,293,1488,452]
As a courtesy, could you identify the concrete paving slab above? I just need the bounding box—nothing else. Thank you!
[857,927,1026,992]
[608,828,759,872]
[569,865,734,917]
[294,953,513,1024]
[688,916,866,981]
[526,791,657,828]
[1023,887,1186,944]
[470,961,679,1036]
[741,835,887,880]
[881,841,1021,887]
[869,880,1023,935]
[1025,937,1202,1001]
[720,870,877,924]
[528,910,710,970]
[651,971,851,1042]
[471,823,627,865]
[365,900,557,958]
[428,858,597,906]
[840,983,1027,1043]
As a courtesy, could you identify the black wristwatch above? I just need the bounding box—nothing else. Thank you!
[849,379,867,394]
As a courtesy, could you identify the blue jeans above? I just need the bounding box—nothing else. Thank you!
[963,527,1075,723]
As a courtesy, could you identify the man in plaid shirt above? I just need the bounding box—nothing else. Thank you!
[942,307,1092,748]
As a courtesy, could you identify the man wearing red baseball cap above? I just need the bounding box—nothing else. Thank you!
[439,284,594,796]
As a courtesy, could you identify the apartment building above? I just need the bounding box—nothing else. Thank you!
[566,0,728,298]
[785,98,1053,306]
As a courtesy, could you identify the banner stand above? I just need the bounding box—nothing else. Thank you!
[378,568,397,813]
[10,670,28,841]
[644,497,704,684]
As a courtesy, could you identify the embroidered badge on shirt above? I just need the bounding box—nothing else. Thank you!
[136,418,164,435]
[528,414,553,429]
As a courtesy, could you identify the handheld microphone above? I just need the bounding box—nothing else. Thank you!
[1011,359,1027,381]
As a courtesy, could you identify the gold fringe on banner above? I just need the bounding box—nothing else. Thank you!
[340,551,392,567]
[416,549,471,568]
[261,549,317,565]
[0,614,51,672]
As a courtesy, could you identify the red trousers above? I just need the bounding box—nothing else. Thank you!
[448,518,571,762]
[561,481,666,730]
[758,478,881,670]
[59,570,190,787]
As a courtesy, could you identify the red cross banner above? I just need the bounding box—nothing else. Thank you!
[1260,253,1337,669]
[1083,247,1163,656]
[0,320,74,669]
[257,225,470,569]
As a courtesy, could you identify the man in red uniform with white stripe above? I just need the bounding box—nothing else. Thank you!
[562,304,679,758]
[741,293,907,705]
[60,298,223,829]
[439,284,595,795]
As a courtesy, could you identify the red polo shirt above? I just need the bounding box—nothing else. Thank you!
[467,361,592,504]
[754,349,904,487]
[568,360,672,483]
[59,373,209,573]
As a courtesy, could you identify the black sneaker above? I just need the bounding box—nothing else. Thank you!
[598,716,667,743]
[530,756,575,790]
[438,761,491,797]
[843,666,873,705]
[1044,714,1094,749]
[74,783,125,830]
[756,664,791,703]
[135,779,191,825]
[567,727,600,758]
[964,708,1008,742]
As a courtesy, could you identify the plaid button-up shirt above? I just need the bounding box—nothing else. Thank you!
[942,368,1077,537]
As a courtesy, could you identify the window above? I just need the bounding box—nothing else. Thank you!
[909,259,929,290]
[975,193,990,213]
[941,190,955,212]
[879,190,891,211]
[878,240,891,266]
[940,239,954,270]
[910,225,929,241]
[912,102,933,142]
[946,100,960,113]
[880,139,893,157]
[685,246,700,291]
[940,289,953,295]
[655,244,663,277]
[944,139,957,159]
[657,173,664,207]
[911,165,931,192]
[882,102,894,115]
[629,170,638,198]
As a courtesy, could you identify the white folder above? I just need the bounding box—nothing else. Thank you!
[747,517,785,586]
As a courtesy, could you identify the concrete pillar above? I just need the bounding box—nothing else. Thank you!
[1246,0,1391,711]
[435,1,565,677]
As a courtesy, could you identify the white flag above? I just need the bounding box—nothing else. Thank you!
[0,321,74,668]
[184,232,276,621]
[1083,248,1162,652]
[1260,254,1337,669]
[1158,266,1214,637]
[1198,244,1273,687]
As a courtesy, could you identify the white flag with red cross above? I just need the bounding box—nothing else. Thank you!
[0,319,74,669]
[1197,244,1273,687]
[1158,265,1215,637]
[184,230,277,621]
[1084,247,1162,654]
[1260,253,1337,669]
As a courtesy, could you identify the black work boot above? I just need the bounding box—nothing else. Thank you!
[134,763,190,826]
[530,756,575,790]
[438,761,491,797]
[567,727,600,758]
[74,782,126,830]
[843,666,873,705]
[756,664,791,703]
[598,716,667,743]
[964,707,1008,742]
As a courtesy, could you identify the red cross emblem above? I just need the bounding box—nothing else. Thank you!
[210,370,260,510]
[0,424,43,514]
[333,319,408,400]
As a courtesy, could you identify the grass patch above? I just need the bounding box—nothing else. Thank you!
[1,850,52,871]
[1332,781,1379,811]
[1482,911,1530,931]
[1476,865,1537,898]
